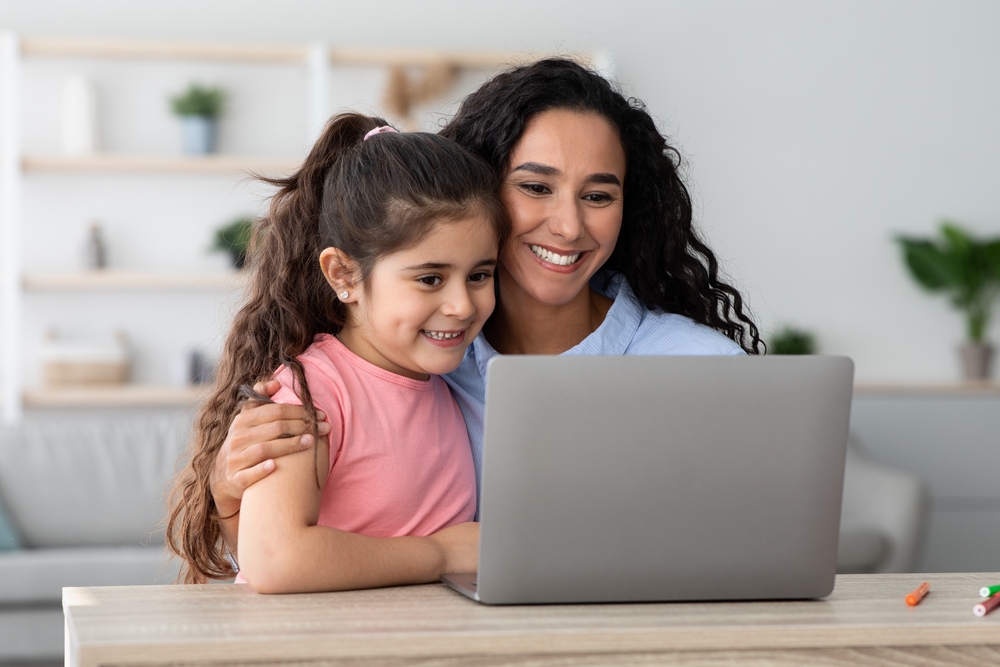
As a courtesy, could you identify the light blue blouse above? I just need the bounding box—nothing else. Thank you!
[443,272,746,514]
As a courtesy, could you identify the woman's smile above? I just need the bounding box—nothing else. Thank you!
[526,244,588,272]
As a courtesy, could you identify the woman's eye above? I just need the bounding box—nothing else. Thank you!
[583,192,614,204]
[518,183,550,195]
[417,275,442,287]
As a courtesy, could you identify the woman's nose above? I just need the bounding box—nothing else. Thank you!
[546,195,586,242]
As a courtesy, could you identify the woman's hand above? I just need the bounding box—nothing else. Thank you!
[210,380,330,519]
[428,522,480,575]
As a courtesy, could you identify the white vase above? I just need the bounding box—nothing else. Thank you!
[60,76,98,155]
[180,115,218,154]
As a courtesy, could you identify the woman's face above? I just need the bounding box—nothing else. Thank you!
[500,108,626,307]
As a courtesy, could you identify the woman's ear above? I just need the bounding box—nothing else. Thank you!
[319,248,360,303]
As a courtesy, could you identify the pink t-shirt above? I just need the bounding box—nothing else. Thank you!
[267,334,476,537]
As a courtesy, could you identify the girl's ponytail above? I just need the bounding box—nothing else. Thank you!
[165,114,387,583]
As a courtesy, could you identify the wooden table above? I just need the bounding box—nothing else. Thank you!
[64,573,1000,666]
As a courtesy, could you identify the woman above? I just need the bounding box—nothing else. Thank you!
[169,58,761,582]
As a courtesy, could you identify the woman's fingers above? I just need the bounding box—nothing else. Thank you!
[252,379,283,398]
[230,458,277,497]
[233,435,315,470]
[235,402,324,429]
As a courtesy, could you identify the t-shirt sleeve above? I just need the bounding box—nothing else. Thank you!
[270,362,343,475]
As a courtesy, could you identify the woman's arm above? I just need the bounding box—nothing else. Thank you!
[237,425,477,594]
[211,380,327,552]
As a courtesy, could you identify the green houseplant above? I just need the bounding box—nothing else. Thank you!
[896,221,1000,379]
[768,326,818,355]
[169,84,225,154]
[212,216,254,269]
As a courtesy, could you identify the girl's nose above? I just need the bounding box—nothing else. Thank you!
[442,284,476,321]
[545,196,586,242]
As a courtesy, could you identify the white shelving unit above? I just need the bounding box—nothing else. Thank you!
[0,35,568,421]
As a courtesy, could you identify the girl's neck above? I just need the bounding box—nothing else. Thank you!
[483,266,614,355]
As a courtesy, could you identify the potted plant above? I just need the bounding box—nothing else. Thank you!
[768,326,818,355]
[896,222,1000,380]
[169,83,225,154]
[212,216,254,269]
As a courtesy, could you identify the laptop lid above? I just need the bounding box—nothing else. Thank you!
[474,355,853,605]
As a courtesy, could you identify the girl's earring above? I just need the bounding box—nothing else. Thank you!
[340,291,349,300]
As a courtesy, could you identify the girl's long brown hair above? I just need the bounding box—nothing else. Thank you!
[166,113,507,583]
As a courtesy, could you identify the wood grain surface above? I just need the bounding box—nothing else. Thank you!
[64,573,1000,667]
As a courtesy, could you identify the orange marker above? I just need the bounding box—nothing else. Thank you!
[905,582,930,606]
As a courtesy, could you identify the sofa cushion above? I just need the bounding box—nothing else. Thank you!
[0,497,22,551]
[0,413,191,548]
[0,605,64,661]
[0,546,179,604]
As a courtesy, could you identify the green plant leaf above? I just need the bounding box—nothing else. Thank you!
[896,222,1000,343]
[940,221,972,256]
[170,84,225,118]
[985,240,1000,280]
[768,326,817,355]
[897,238,960,291]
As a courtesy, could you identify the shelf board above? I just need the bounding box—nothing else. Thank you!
[23,270,247,291]
[854,382,1000,396]
[19,37,543,69]
[23,154,302,175]
[24,384,210,408]
[22,37,310,64]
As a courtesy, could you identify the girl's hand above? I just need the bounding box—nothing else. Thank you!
[428,522,480,575]
[210,380,330,518]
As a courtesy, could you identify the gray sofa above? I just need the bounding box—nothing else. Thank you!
[0,414,188,663]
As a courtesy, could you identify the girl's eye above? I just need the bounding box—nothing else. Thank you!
[417,275,442,287]
[468,271,493,283]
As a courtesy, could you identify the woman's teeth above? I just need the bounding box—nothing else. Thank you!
[530,245,581,266]
[423,330,461,341]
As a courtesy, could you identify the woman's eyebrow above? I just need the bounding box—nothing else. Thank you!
[586,173,621,186]
[511,162,560,176]
[512,162,621,187]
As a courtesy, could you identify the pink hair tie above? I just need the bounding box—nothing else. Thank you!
[364,125,398,141]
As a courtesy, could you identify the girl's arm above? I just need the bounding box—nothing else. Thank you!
[210,380,322,552]
[237,422,477,594]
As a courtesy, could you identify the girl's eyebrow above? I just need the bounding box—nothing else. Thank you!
[403,258,498,271]
[512,162,621,187]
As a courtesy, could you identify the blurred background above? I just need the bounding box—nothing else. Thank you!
[0,0,998,662]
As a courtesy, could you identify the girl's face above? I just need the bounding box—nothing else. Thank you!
[500,108,626,307]
[337,215,499,381]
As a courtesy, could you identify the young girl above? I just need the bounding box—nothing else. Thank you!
[167,113,508,592]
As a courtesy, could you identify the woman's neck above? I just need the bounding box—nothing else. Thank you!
[483,267,614,355]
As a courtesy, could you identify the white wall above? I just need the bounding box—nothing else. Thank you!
[3,0,1000,383]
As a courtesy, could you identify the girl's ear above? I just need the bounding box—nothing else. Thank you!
[319,248,360,303]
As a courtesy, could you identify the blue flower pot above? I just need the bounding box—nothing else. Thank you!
[180,115,218,154]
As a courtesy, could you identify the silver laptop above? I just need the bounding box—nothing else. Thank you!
[442,354,854,604]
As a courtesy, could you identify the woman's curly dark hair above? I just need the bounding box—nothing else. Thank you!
[441,58,762,354]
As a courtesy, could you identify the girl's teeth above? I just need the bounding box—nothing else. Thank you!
[530,245,581,266]
[424,331,461,340]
